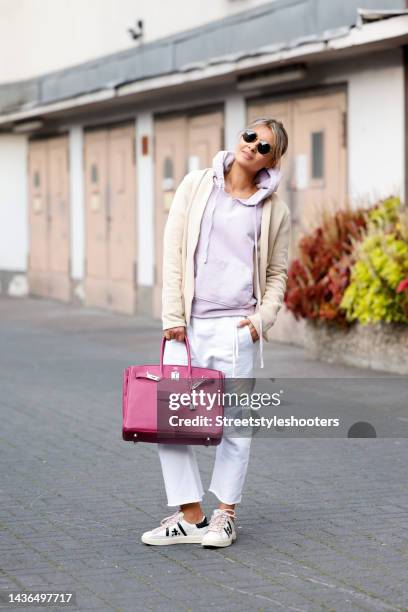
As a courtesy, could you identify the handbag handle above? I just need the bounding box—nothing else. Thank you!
[160,334,192,378]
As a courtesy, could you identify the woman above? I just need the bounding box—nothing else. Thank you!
[142,117,291,548]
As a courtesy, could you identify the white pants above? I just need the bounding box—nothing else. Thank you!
[158,315,258,507]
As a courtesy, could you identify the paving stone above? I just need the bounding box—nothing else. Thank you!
[1,297,407,612]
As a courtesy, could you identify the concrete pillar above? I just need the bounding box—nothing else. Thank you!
[69,126,85,302]
[224,93,246,151]
[135,112,155,315]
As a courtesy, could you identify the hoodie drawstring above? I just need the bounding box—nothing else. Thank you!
[231,208,264,378]
[231,320,240,378]
[252,206,264,370]
[203,184,222,264]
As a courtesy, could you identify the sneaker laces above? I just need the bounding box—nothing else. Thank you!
[208,509,236,533]
[151,510,183,534]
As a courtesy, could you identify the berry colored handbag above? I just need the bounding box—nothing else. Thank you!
[122,335,225,446]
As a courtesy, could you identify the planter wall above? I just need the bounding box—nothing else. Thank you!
[267,306,306,346]
[304,320,408,375]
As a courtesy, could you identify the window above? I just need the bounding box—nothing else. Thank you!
[311,131,324,179]
[162,157,174,191]
[91,163,98,184]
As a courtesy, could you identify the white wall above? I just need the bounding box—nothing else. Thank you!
[348,59,404,204]
[0,0,272,82]
[0,134,28,270]
[324,49,405,205]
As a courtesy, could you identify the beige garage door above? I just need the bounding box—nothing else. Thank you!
[153,111,224,319]
[28,136,70,301]
[248,90,347,257]
[84,123,137,314]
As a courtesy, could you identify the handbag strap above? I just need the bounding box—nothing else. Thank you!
[160,335,192,378]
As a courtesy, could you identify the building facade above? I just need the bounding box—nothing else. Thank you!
[0,0,407,341]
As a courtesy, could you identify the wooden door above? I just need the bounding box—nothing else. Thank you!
[187,112,224,169]
[107,124,137,312]
[248,90,347,257]
[247,90,347,344]
[84,124,137,314]
[84,129,109,309]
[28,140,49,296]
[28,136,70,300]
[292,92,347,236]
[47,137,70,300]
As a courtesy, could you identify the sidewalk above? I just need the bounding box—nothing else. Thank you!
[0,297,407,611]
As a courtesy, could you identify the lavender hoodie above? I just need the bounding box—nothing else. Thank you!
[191,150,281,318]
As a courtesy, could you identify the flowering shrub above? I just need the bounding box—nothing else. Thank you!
[366,196,401,229]
[285,196,408,327]
[284,208,368,325]
[340,200,408,324]
[397,276,408,297]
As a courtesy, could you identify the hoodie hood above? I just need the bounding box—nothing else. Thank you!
[212,150,281,206]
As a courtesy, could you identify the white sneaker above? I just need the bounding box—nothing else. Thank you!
[141,511,209,545]
[201,509,237,548]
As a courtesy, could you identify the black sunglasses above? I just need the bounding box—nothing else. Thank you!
[242,130,272,156]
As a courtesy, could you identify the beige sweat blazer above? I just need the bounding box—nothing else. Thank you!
[162,168,291,343]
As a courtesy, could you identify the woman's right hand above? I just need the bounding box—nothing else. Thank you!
[163,326,186,342]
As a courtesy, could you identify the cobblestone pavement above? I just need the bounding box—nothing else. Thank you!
[0,297,407,612]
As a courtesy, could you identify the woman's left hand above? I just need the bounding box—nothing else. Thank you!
[237,318,259,343]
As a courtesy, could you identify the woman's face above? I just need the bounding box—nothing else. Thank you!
[234,124,277,173]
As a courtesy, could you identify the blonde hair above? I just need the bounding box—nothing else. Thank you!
[242,117,288,165]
